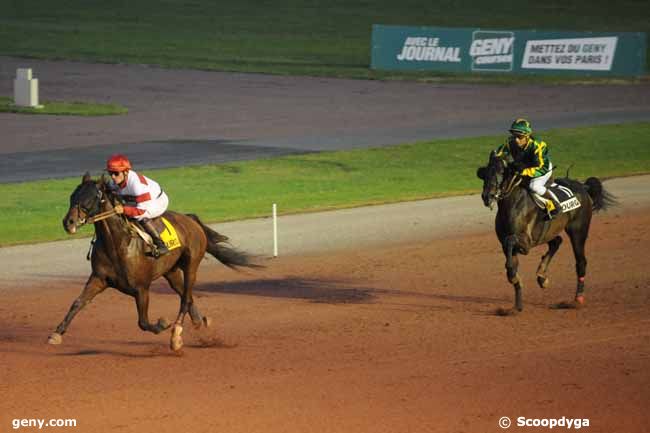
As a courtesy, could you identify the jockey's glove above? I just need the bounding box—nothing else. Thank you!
[510,161,526,173]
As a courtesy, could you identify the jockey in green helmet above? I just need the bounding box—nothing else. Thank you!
[494,118,561,219]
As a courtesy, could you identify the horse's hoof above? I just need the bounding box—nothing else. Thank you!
[47,333,62,345]
[192,316,212,330]
[171,325,183,352]
[171,336,183,352]
[158,318,171,330]
[537,275,549,289]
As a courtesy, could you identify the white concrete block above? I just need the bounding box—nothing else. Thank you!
[14,68,40,107]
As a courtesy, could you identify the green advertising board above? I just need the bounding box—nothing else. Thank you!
[371,25,646,76]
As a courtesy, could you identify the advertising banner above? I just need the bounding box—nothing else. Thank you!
[371,25,646,76]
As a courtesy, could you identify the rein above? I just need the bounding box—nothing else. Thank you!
[501,174,522,198]
[493,157,523,201]
[86,198,138,238]
[87,209,118,224]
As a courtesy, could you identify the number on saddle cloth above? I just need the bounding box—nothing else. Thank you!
[132,217,182,252]
[158,218,181,250]
[532,182,582,214]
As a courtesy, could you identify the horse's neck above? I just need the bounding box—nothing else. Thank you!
[498,186,537,229]
[94,202,131,248]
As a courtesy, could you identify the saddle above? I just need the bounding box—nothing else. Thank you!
[86,216,182,260]
[130,217,182,254]
[531,182,581,215]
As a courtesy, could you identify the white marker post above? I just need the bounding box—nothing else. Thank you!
[14,68,42,108]
[272,203,278,257]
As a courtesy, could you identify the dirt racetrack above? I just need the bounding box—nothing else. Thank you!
[2,204,649,433]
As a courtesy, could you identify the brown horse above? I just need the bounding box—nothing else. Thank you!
[477,152,616,315]
[49,173,258,351]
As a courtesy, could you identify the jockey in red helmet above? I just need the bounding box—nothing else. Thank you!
[106,154,170,255]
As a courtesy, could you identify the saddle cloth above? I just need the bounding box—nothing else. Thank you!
[532,182,582,214]
[130,217,182,252]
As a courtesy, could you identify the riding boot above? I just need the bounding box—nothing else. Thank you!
[542,191,561,219]
[141,219,169,257]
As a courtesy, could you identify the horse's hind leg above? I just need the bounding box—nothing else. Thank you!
[566,223,590,305]
[134,287,171,334]
[536,236,563,289]
[164,268,210,329]
[48,274,107,345]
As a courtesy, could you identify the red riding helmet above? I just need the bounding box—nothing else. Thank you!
[106,154,132,172]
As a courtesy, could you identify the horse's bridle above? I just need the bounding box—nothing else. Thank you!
[488,155,523,204]
[495,171,522,201]
[74,184,118,225]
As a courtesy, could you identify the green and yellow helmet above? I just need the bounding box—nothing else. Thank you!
[509,118,532,136]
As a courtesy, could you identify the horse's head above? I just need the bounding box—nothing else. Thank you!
[477,151,518,210]
[62,173,111,234]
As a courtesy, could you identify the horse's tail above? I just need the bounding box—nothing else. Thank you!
[584,177,617,212]
[186,214,262,270]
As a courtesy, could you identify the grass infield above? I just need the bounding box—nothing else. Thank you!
[0,97,128,116]
[1,122,649,246]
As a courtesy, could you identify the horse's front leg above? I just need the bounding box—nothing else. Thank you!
[169,267,199,352]
[134,287,171,334]
[501,234,524,314]
[536,236,563,288]
[48,274,107,344]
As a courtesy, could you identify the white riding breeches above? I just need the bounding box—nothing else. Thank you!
[529,169,553,196]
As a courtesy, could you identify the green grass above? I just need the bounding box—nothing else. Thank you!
[1,122,649,247]
[0,96,128,115]
[1,0,648,82]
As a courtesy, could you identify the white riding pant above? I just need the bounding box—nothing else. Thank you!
[133,191,169,221]
[528,164,553,196]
